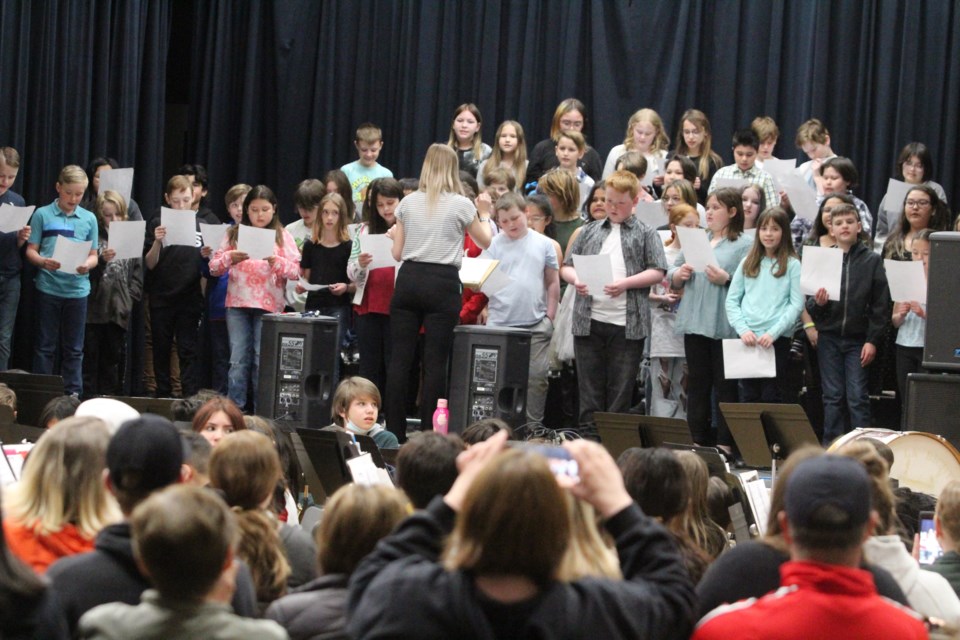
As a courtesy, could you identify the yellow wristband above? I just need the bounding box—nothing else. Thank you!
[803,322,816,329]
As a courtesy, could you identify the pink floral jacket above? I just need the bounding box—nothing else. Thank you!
[209,227,301,312]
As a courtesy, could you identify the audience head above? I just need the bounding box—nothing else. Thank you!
[936,481,960,550]
[75,398,140,435]
[617,447,689,523]
[179,430,212,487]
[461,418,514,446]
[396,431,466,509]
[444,449,569,586]
[171,389,221,424]
[131,484,236,603]
[191,397,245,447]
[243,415,302,513]
[782,455,874,563]
[834,440,898,536]
[707,476,734,531]
[37,395,81,429]
[209,430,290,602]
[316,484,409,576]
[6,416,119,539]
[675,450,727,558]
[106,415,185,515]
[764,446,824,543]
[556,496,621,581]
[331,376,381,430]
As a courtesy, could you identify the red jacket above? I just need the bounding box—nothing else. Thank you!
[3,519,95,574]
[693,560,926,640]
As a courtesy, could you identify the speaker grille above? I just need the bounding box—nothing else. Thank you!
[904,373,960,449]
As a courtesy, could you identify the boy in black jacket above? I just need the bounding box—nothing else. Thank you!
[806,204,890,445]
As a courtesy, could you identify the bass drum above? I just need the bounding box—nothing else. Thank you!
[828,428,960,497]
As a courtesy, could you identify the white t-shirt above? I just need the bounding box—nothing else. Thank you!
[590,223,628,326]
[483,231,558,327]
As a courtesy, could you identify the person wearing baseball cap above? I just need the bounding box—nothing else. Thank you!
[693,455,926,639]
[46,414,258,635]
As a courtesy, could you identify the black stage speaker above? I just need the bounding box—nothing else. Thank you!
[904,373,960,448]
[448,325,531,434]
[924,232,960,371]
[258,313,339,429]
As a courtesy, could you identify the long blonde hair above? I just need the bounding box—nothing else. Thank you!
[624,108,669,154]
[674,451,728,559]
[555,496,621,581]
[674,109,723,182]
[6,416,120,538]
[419,144,464,207]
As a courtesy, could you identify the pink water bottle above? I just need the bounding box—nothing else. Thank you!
[432,399,449,434]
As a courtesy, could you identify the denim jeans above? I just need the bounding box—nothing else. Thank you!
[0,274,20,370]
[34,291,87,395]
[818,331,872,445]
[573,320,643,441]
[226,307,266,412]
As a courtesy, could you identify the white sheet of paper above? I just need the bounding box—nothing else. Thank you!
[714,177,750,192]
[0,204,35,233]
[884,259,927,304]
[160,208,197,247]
[52,236,92,274]
[675,227,718,271]
[882,178,913,214]
[238,225,276,260]
[800,246,843,300]
[722,339,777,379]
[361,234,398,270]
[744,476,771,536]
[346,453,394,487]
[762,158,797,189]
[200,222,228,250]
[97,167,134,205]
[572,254,613,297]
[459,257,497,287]
[779,172,818,222]
[635,201,667,228]
[107,220,146,260]
[298,277,329,292]
[479,263,512,296]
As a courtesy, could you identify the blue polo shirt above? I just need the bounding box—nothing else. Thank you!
[28,200,98,298]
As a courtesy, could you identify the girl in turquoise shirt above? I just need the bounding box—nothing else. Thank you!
[726,207,802,403]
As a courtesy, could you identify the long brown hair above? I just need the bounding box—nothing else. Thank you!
[225,185,285,247]
[674,109,723,182]
[485,120,527,188]
[311,192,351,244]
[447,103,485,159]
[742,207,798,278]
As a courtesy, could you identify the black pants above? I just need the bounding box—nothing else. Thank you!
[82,322,126,397]
[386,262,461,442]
[684,333,739,447]
[740,337,792,403]
[357,312,391,404]
[151,302,200,398]
[896,345,924,402]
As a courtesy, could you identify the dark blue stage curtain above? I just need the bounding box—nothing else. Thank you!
[182,0,960,224]
[0,0,170,214]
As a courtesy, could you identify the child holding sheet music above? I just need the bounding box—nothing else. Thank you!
[0,147,29,371]
[892,228,931,401]
[561,171,667,441]
[648,203,700,418]
[876,143,949,240]
[25,165,99,396]
[209,185,300,412]
[602,108,670,189]
[669,188,752,453]
[297,192,355,385]
[805,203,890,445]
[144,175,220,398]
[348,178,404,400]
[83,190,143,397]
[725,207,802,403]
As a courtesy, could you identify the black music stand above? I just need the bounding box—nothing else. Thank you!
[760,404,820,458]
[719,402,780,469]
[593,412,643,460]
[636,415,694,448]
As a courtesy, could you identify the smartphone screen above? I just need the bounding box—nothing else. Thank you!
[507,442,580,482]
[918,511,943,566]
